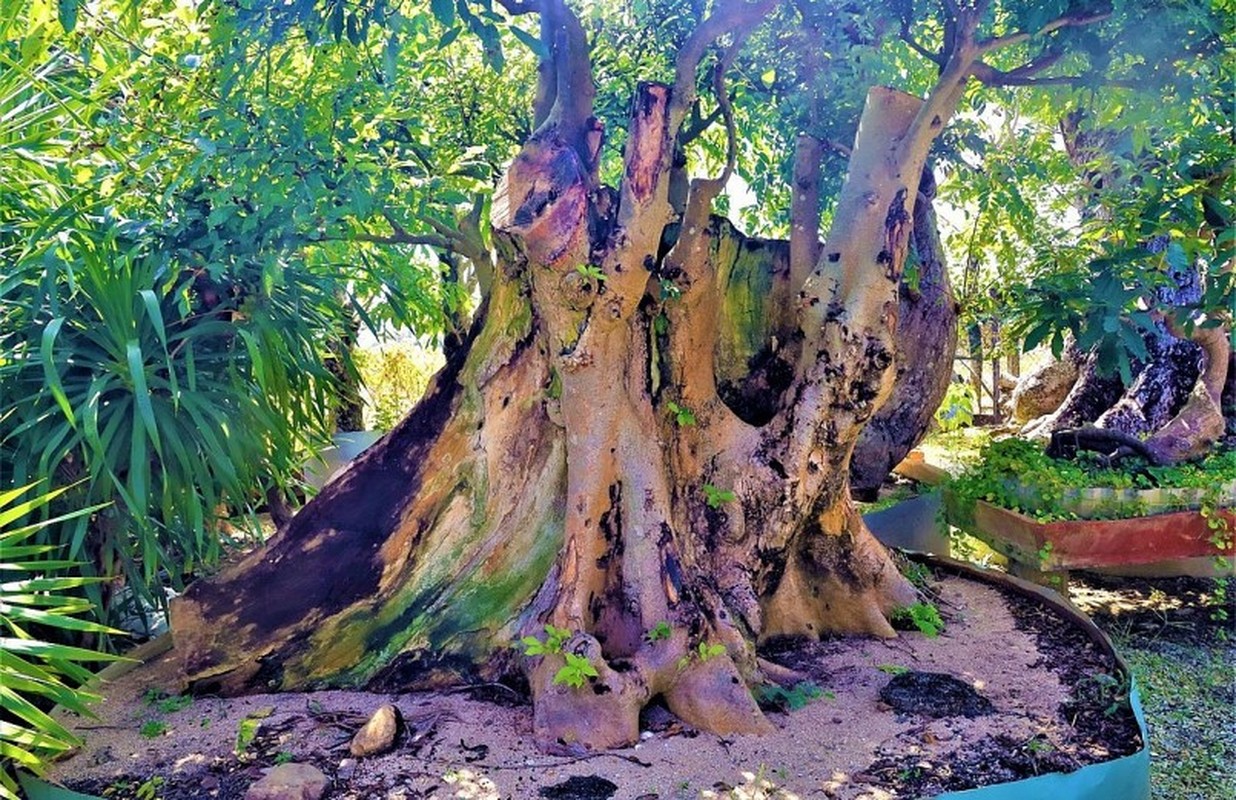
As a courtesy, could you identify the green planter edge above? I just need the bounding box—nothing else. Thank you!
[917,554,1151,800]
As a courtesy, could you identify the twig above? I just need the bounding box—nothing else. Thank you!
[476,751,654,770]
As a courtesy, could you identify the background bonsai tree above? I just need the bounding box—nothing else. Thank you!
[957,7,1234,465]
[32,0,1207,752]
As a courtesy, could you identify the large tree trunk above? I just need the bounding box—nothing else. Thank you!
[171,82,931,752]
[849,165,958,499]
[169,0,1000,752]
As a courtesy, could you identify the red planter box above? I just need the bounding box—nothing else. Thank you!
[967,500,1235,572]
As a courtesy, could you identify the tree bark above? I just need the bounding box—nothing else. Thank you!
[850,165,958,500]
[1021,114,1232,462]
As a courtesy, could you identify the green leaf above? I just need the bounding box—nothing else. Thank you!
[430,0,456,28]
[508,25,546,59]
[382,33,400,85]
[57,0,78,32]
[40,318,75,427]
[126,339,161,454]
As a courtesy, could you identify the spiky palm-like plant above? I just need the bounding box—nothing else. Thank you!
[0,482,123,800]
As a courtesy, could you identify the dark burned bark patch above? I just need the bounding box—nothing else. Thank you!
[513,189,559,227]
[185,310,480,641]
[879,671,994,718]
[366,649,498,695]
[598,482,624,546]
[882,188,911,280]
[755,546,789,599]
[797,517,867,591]
[251,653,286,691]
[703,504,728,543]
[662,550,685,604]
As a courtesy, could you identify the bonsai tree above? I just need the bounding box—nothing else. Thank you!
[966,8,1234,465]
[164,0,1218,752]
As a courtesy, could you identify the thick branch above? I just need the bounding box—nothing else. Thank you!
[678,102,725,147]
[898,9,980,165]
[692,34,748,198]
[789,133,823,290]
[1046,425,1163,465]
[668,0,776,137]
[534,0,597,172]
[974,48,1064,81]
[899,19,942,66]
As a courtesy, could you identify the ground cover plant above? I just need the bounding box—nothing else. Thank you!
[947,437,1236,524]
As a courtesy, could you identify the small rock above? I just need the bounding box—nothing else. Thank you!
[244,763,329,800]
[337,757,357,781]
[350,704,401,757]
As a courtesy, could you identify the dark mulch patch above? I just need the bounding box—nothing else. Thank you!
[1071,573,1236,646]
[862,732,1086,794]
[879,670,995,718]
[65,763,258,800]
[1005,583,1142,759]
[538,774,619,799]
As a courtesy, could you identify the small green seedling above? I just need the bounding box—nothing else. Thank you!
[143,688,193,713]
[521,624,572,656]
[274,750,295,765]
[702,484,736,508]
[666,402,696,427]
[891,601,944,637]
[552,652,599,688]
[646,620,673,642]
[677,641,727,670]
[135,776,164,800]
[755,680,830,711]
[234,706,274,755]
[899,560,934,589]
[139,720,167,739]
[575,264,606,282]
[877,664,910,676]
[1024,736,1054,756]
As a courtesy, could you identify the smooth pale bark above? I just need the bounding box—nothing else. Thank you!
[850,166,958,499]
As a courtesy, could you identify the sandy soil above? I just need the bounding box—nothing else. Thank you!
[48,575,1129,800]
